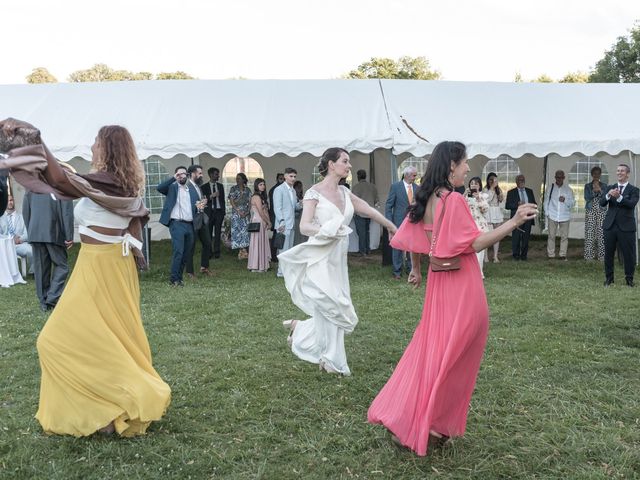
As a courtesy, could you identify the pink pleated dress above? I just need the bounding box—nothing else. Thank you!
[368,192,489,456]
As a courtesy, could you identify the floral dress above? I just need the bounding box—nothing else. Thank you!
[228,185,251,249]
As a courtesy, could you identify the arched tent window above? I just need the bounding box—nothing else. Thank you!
[397,156,428,185]
[482,155,521,195]
[143,156,169,214]
[311,166,352,187]
[568,158,609,213]
[222,157,264,213]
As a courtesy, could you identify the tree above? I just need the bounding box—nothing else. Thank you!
[560,71,588,83]
[514,72,524,83]
[345,56,441,80]
[533,74,554,83]
[26,67,57,84]
[589,23,640,83]
[156,71,195,80]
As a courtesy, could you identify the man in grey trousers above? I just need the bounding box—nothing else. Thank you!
[23,192,74,311]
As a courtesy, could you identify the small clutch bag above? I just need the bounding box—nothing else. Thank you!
[247,222,260,232]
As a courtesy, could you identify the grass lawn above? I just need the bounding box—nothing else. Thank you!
[0,237,639,479]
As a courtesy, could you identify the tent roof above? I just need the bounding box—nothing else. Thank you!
[0,79,391,161]
[383,80,640,158]
[1,79,640,161]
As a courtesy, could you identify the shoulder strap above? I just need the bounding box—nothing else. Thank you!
[429,192,449,256]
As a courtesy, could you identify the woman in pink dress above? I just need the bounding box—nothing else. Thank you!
[368,141,537,456]
[247,178,272,273]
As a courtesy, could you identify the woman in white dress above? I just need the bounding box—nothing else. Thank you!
[482,172,504,262]
[279,148,397,376]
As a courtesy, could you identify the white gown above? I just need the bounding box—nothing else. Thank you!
[278,186,357,375]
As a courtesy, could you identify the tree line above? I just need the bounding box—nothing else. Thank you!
[26,64,194,84]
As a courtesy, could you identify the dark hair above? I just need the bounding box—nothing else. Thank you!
[187,164,202,175]
[236,172,248,185]
[175,165,187,173]
[276,172,284,180]
[408,141,467,223]
[253,177,268,205]
[357,169,366,181]
[468,176,483,191]
[590,166,602,175]
[318,147,348,177]
[284,167,297,175]
[208,167,219,176]
[293,180,304,200]
[485,171,502,197]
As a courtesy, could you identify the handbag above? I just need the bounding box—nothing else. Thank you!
[273,232,286,250]
[248,222,261,232]
[429,194,461,272]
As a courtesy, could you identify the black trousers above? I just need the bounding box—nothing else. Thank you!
[187,222,213,273]
[604,226,636,282]
[511,222,532,259]
[354,214,370,254]
[31,242,69,309]
[208,209,225,258]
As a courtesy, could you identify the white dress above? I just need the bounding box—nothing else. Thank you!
[278,186,357,375]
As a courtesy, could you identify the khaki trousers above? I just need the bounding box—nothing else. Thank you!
[547,219,570,257]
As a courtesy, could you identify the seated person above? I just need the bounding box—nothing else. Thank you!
[0,195,33,273]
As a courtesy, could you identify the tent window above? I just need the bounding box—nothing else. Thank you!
[482,155,521,195]
[311,166,352,187]
[143,157,169,214]
[222,157,264,214]
[398,156,428,185]
[568,158,608,213]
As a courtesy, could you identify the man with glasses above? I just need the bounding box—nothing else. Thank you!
[544,170,575,260]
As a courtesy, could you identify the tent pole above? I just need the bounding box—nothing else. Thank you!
[369,151,376,184]
[541,155,549,230]
[390,151,398,183]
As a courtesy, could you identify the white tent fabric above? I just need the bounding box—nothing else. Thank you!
[0,80,392,161]
[2,79,640,161]
[383,80,640,158]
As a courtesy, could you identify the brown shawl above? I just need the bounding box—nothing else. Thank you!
[0,144,149,269]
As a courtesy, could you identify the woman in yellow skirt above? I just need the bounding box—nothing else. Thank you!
[0,119,171,437]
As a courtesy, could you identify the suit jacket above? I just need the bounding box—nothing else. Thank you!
[599,183,639,232]
[23,191,74,245]
[505,187,537,226]
[0,173,7,217]
[273,182,298,231]
[0,211,28,241]
[201,181,225,215]
[268,182,282,223]
[385,181,417,227]
[157,177,200,227]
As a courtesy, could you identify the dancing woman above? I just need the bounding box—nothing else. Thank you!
[368,141,536,455]
[279,148,397,376]
[0,119,170,437]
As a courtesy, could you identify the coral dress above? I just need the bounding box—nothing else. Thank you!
[368,192,488,455]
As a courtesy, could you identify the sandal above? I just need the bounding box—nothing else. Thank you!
[283,320,298,346]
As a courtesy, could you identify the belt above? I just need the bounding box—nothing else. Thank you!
[79,225,143,257]
[172,219,193,224]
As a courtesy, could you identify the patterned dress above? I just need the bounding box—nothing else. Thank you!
[584,181,606,260]
[466,192,491,276]
[228,185,251,249]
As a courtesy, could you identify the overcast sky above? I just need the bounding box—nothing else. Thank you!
[3,0,639,84]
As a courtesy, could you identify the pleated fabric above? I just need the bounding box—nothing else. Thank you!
[368,192,488,456]
[35,242,171,437]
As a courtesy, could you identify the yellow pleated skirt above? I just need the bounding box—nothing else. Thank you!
[35,242,171,437]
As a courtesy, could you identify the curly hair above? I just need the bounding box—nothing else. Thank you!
[92,125,144,197]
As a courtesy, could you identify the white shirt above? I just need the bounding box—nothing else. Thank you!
[170,183,193,221]
[546,182,575,222]
[75,198,129,229]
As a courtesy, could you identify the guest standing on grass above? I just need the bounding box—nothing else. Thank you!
[505,175,537,261]
[248,178,271,273]
[185,164,213,277]
[279,148,397,376]
[229,173,252,260]
[351,169,379,256]
[273,168,300,277]
[368,141,537,455]
[386,166,418,279]
[583,166,607,261]
[201,167,225,260]
[0,119,171,437]
[293,180,307,246]
[464,177,491,278]
[544,170,574,260]
[482,172,504,262]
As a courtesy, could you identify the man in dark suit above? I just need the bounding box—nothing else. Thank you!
[157,166,200,286]
[0,171,7,216]
[184,164,212,276]
[600,163,639,287]
[505,174,537,261]
[268,173,284,260]
[385,166,418,279]
[201,167,225,259]
[23,191,74,311]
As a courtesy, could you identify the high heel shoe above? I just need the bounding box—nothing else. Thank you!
[283,320,298,346]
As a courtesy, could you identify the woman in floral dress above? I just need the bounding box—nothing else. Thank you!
[228,173,251,259]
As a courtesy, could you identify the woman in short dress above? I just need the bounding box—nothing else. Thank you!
[247,178,271,272]
[583,166,607,260]
[228,173,252,259]
[482,172,504,262]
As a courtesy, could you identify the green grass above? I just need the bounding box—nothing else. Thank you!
[0,238,639,479]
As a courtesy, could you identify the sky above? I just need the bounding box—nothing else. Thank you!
[3,0,640,84]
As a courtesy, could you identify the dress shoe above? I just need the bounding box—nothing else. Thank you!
[626,279,635,287]
[392,274,402,280]
[200,267,214,276]
[603,279,614,287]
